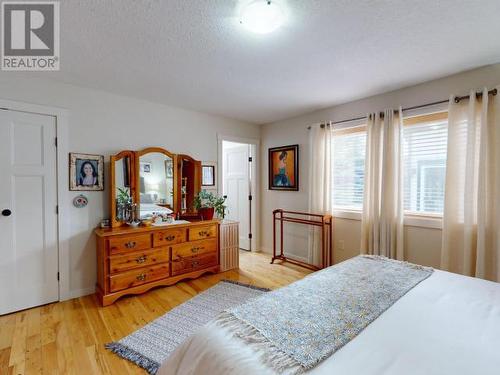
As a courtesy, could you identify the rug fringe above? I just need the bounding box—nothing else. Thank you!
[215,311,304,374]
[105,342,160,375]
[221,279,271,292]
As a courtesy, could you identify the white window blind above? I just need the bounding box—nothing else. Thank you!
[403,113,448,215]
[332,128,366,210]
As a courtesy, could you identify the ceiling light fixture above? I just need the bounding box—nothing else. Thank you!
[240,0,284,34]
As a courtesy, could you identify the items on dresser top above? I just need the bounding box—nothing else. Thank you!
[95,219,220,306]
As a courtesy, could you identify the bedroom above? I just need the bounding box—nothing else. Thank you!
[0,0,499,374]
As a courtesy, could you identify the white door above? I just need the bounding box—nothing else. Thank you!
[0,110,59,315]
[223,142,251,250]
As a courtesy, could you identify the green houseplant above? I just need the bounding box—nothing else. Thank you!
[193,190,227,220]
[116,187,131,220]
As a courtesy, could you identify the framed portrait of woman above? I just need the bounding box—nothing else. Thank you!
[268,144,299,191]
[69,153,104,191]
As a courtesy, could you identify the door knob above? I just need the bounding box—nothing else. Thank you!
[2,209,12,217]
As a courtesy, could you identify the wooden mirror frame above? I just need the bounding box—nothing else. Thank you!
[176,154,201,216]
[134,147,178,213]
[110,147,202,225]
[110,150,136,228]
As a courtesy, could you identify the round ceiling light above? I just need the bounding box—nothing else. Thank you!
[240,1,284,34]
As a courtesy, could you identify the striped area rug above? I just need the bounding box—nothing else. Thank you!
[106,280,269,374]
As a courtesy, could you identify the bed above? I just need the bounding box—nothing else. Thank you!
[158,257,500,375]
[139,203,173,218]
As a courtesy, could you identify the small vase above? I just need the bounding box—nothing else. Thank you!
[198,207,214,220]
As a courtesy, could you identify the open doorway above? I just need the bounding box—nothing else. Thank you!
[219,137,258,251]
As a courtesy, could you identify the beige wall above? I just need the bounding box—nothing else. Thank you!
[0,75,260,298]
[260,63,500,268]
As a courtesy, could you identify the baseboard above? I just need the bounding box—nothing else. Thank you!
[64,287,95,300]
[260,247,309,263]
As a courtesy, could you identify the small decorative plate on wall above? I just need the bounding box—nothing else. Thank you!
[73,194,88,208]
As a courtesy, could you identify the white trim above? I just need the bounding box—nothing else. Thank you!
[260,247,309,263]
[404,214,443,229]
[333,118,366,131]
[0,98,72,301]
[402,103,448,118]
[283,253,309,263]
[332,209,442,229]
[67,287,95,299]
[217,134,260,252]
[332,209,362,221]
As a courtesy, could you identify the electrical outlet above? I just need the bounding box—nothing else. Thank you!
[338,240,345,251]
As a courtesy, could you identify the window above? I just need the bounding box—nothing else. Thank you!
[332,127,366,210]
[403,112,448,215]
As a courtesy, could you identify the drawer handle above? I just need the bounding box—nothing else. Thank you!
[136,273,146,281]
[125,241,136,249]
[198,230,209,237]
[165,235,176,241]
[191,246,201,253]
[136,255,147,264]
[191,260,200,267]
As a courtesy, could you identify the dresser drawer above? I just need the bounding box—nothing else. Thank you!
[108,234,151,255]
[189,224,217,241]
[109,264,169,292]
[109,247,169,274]
[172,253,218,276]
[172,238,217,260]
[153,228,186,247]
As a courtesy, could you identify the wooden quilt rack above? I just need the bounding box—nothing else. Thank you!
[271,209,333,271]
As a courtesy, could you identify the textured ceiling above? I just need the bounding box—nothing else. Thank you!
[4,0,500,124]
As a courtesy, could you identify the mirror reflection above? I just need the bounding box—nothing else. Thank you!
[139,152,174,219]
[114,156,132,221]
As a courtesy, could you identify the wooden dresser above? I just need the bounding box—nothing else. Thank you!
[95,220,220,306]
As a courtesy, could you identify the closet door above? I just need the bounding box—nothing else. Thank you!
[0,110,59,315]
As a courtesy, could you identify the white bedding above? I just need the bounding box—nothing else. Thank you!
[159,269,500,375]
[140,203,173,218]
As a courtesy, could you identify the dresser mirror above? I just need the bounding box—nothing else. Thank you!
[110,150,135,227]
[177,154,201,215]
[109,147,202,227]
[137,148,175,219]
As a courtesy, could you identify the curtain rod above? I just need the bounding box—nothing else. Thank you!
[307,88,497,129]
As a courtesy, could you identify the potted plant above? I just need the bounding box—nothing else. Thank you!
[193,190,227,220]
[116,187,131,220]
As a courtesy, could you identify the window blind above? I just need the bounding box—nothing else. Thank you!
[403,114,448,214]
[332,128,366,210]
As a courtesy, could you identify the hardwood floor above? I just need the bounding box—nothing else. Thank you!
[0,251,311,375]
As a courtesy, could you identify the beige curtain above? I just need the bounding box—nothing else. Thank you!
[360,109,404,260]
[441,87,500,282]
[308,123,332,266]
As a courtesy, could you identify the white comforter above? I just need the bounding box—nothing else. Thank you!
[140,203,173,218]
[159,269,500,375]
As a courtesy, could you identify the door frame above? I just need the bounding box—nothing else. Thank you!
[217,134,260,252]
[0,98,71,301]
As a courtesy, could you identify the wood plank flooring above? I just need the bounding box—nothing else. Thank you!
[0,251,311,375]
